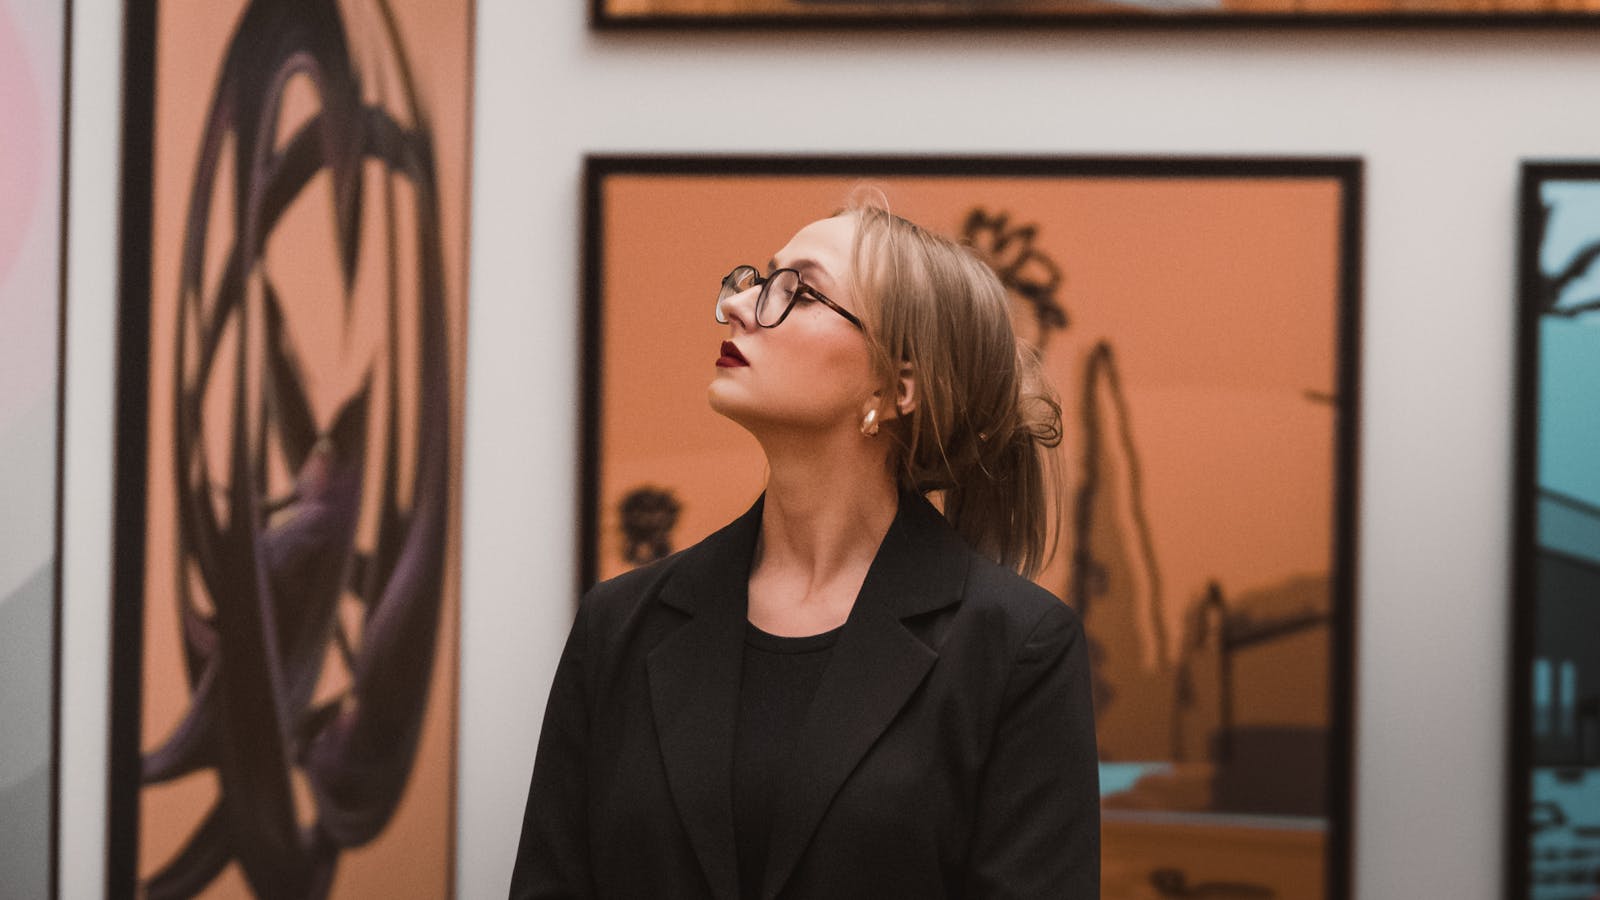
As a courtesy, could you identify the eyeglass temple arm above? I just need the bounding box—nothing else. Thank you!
[800,285,864,330]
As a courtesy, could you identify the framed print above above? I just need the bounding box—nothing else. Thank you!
[582,155,1361,898]
[110,0,473,896]
[593,0,1600,29]
[1509,163,1600,900]
[0,0,69,896]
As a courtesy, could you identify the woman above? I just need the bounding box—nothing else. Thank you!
[511,201,1100,899]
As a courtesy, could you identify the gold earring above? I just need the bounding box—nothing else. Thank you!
[860,408,879,436]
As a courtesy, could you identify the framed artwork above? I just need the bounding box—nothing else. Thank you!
[0,0,69,896]
[594,0,1600,28]
[582,155,1361,898]
[109,0,473,896]
[1509,163,1600,900]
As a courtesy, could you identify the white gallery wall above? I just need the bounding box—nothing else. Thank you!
[56,0,1600,897]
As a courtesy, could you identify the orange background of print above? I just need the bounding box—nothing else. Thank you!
[595,172,1340,649]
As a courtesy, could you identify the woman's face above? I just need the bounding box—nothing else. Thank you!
[707,215,877,436]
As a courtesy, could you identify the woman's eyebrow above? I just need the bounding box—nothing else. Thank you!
[770,257,833,288]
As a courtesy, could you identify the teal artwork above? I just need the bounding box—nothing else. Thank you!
[1514,168,1600,900]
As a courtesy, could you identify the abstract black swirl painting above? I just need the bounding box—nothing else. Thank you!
[111,1,472,895]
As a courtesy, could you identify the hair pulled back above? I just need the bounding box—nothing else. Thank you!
[845,199,1063,579]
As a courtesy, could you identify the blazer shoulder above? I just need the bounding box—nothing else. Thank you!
[578,548,687,627]
[580,493,763,631]
[960,552,1083,652]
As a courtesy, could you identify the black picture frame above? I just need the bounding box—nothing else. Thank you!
[592,0,1600,31]
[107,1,157,891]
[1507,161,1600,900]
[581,153,1361,898]
[49,4,72,893]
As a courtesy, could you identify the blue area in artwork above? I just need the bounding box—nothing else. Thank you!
[1538,318,1600,511]
[1098,761,1173,797]
[1541,181,1600,316]
[1536,180,1600,526]
[1530,769,1600,897]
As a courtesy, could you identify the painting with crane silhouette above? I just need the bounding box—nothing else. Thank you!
[582,155,1361,898]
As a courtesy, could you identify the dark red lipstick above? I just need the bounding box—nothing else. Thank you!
[717,341,749,367]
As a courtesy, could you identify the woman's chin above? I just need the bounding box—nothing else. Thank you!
[708,388,790,438]
[706,381,748,422]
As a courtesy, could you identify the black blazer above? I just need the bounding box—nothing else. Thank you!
[511,491,1099,899]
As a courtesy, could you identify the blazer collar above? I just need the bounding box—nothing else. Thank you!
[657,487,970,619]
[647,489,972,900]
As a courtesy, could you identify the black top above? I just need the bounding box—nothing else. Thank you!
[733,621,843,900]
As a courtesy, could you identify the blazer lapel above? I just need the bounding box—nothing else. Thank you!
[647,496,763,900]
[760,491,972,900]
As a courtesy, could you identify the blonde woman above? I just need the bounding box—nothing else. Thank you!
[511,202,1100,899]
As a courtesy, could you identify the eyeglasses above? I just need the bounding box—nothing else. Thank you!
[714,265,863,331]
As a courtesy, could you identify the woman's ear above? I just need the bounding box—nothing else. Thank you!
[895,363,917,417]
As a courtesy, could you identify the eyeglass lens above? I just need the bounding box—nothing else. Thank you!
[715,266,802,327]
[715,266,757,324]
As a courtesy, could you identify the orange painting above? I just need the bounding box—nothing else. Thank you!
[115,0,472,896]
[598,0,1599,21]
[584,159,1357,897]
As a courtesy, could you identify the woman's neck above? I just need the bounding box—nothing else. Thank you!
[747,425,899,625]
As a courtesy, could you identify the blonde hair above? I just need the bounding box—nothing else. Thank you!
[844,198,1063,579]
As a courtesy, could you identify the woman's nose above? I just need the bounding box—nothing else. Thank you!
[720,284,760,329]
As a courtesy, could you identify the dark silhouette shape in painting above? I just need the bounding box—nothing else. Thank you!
[1149,867,1275,898]
[1069,341,1173,761]
[1174,582,1230,764]
[962,207,1172,759]
[619,485,682,566]
[141,0,452,896]
[961,208,1069,352]
[1533,196,1600,319]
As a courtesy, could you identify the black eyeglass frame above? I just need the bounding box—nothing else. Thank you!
[715,264,864,330]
